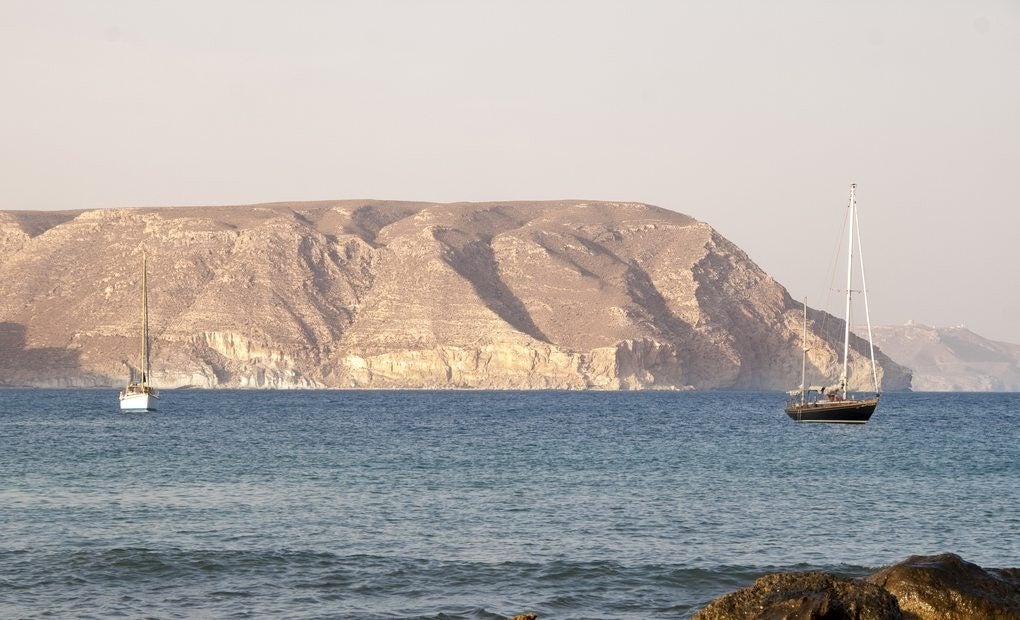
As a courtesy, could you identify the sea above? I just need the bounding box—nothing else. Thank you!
[0,389,1017,619]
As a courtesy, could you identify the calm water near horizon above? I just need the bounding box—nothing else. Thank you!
[1,389,1017,618]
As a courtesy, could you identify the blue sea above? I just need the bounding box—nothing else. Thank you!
[1,390,1017,619]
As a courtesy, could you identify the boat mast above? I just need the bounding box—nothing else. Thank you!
[141,250,148,387]
[800,297,808,406]
[840,184,856,399]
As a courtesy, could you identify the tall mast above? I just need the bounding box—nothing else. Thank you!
[141,250,148,386]
[800,297,808,406]
[840,183,856,398]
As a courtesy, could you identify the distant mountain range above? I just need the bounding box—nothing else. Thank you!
[1,200,911,390]
[870,322,1020,391]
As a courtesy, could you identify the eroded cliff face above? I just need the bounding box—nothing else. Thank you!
[871,322,1020,391]
[0,200,911,390]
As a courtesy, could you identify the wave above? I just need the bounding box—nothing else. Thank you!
[0,547,879,619]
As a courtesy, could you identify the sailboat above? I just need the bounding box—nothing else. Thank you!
[785,183,880,424]
[119,250,158,412]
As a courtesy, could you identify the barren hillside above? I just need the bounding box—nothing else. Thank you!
[0,200,911,390]
[872,322,1020,391]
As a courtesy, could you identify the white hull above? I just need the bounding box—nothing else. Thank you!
[119,392,154,412]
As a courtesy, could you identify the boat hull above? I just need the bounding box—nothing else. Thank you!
[784,399,878,424]
[119,392,155,412]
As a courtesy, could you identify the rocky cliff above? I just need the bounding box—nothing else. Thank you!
[871,322,1020,391]
[0,200,911,390]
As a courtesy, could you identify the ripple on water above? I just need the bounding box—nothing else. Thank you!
[0,389,1017,618]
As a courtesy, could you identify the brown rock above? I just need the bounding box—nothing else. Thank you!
[693,571,902,620]
[0,200,911,390]
[866,553,1020,619]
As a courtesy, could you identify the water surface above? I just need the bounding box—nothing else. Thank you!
[1,390,1017,618]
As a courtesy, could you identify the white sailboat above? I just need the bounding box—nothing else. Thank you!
[119,250,158,412]
[785,183,880,423]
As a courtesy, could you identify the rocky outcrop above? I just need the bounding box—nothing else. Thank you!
[871,322,1020,391]
[867,553,1020,619]
[694,554,1019,620]
[0,200,911,390]
[693,572,902,620]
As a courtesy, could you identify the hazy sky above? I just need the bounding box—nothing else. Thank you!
[3,1,1019,342]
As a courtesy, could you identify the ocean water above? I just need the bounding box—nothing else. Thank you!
[0,390,1017,619]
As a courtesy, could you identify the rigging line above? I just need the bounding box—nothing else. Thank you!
[853,199,880,393]
[820,193,852,341]
[138,250,176,373]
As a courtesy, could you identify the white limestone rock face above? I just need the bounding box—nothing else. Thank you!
[0,200,911,391]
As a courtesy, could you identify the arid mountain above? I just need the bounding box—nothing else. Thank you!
[0,200,911,390]
[871,322,1020,391]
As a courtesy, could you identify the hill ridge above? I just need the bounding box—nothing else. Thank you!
[0,200,911,390]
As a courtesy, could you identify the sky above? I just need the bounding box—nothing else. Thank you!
[2,1,1019,343]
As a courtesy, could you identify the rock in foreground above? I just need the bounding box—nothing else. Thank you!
[695,554,1020,620]
[866,553,1020,620]
[693,571,901,620]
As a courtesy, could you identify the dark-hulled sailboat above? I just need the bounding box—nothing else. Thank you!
[785,184,880,424]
